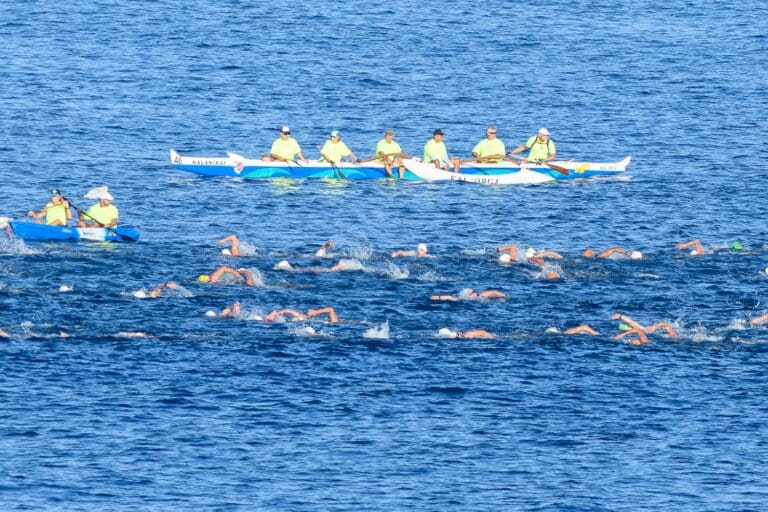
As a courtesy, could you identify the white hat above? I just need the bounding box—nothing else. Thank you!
[630,250,643,260]
[275,260,292,270]
[100,191,114,201]
[281,125,290,133]
[330,130,340,138]
[525,247,536,259]
[221,248,232,256]
[538,127,550,136]
[438,327,458,339]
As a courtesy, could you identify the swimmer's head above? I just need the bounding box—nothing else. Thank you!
[0,216,9,229]
[545,270,559,280]
[59,285,73,293]
[498,253,511,263]
[198,274,211,283]
[732,241,743,250]
[221,248,232,256]
[630,250,643,260]
[458,288,475,300]
[582,249,595,258]
[765,267,768,276]
[438,327,458,339]
[205,310,217,317]
[618,322,631,331]
[275,260,293,270]
[690,249,699,256]
[133,290,147,299]
[417,243,428,255]
[525,247,536,259]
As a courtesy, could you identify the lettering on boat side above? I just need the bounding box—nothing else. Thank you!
[173,154,181,164]
[191,159,227,165]
[450,175,499,185]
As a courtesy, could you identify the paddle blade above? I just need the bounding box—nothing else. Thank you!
[84,186,109,199]
[546,163,569,175]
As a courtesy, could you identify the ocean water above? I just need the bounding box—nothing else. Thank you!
[1,0,768,510]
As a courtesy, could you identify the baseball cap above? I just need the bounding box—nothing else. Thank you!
[385,129,395,135]
[433,128,445,136]
[100,191,114,201]
[330,130,340,138]
[538,127,550,136]
[280,125,291,134]
[51,188,62,196]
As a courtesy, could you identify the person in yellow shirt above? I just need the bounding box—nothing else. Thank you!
[508,127,557,163]
[263,126,308,163]
[78,190,119,227]
[471,126,506,163]
[319,130,359,164]
[423,129,460,173]
[28,189,72,226]
[375,129,407,179]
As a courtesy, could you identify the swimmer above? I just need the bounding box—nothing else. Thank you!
[583,247,643,260]
[750,312,768,326]
[438,327,495,339]
[219,301,241,318]
[116,331,151,338]
[217,234,242,256]
[676,240,705,256]
[315,239,335,257]
[0,328,10,338]
[391,243,428,258]
[265,306,339,324]
[563,325,599,335]
[497,244,527,263]
[611,313,678,342]
[430,288,507,301]
[148,282,178,298]
[198,266,256,286]
[273,259,356,272]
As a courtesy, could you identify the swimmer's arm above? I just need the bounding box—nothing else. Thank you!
[598,247,628,258]
[750,313,768,325]
[431,295,459,302]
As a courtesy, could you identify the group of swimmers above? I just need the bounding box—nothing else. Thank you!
[260,125,557,179]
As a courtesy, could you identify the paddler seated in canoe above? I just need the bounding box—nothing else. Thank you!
[265,307,339,324]
[582,247,643,260]
[77,189,118,228]
[470,126,506,163]
[375,129,408,179]
[423,129,461,173]
[319,131,359,164]
[262,125,308,163]
[391,243,428,258]
[508,127,557,163]
[431,288,507,301]
[437,327,495,339]
[27,188,72,226]
[198,266,256,286]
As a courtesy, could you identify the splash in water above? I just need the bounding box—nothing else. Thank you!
[363,321,390,339]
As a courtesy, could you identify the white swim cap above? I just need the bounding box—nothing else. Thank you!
[545,326,561,334]
[630,251,643,260]
[525,247,536,259]
[0,216,9,229]
[299,326,316,336]
[765,266,768,276]
[498,253,511,263]
[59,285,73,293]
[133,290,147,299]
[275,260,292,270]
[690,249,699,256]
[438,327,458,339]
[221,248,232,256]
[205,310,217,317]
[417,243,428,254]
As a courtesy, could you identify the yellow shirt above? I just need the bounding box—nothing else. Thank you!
[375,139,402,161]
[472,138,506,162]
[423,139,449,165]
[85,203,119,226]
[45,201,69,225]
[270,137,302,160]
[320,140,352,163]
[525,135,556,161]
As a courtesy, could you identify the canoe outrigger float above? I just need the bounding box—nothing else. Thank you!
[170,149,630,185]
[3,220,139,242]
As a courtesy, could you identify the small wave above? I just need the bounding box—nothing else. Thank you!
[345,243,374,261]
[238,241,258,256]
[417,269,440,282]
[337,258,365,271]
[0,237,41,255]
[384,263,409,280]
[363,321,390,339]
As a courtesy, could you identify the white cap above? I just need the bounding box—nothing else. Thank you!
[0,216,9,229]
[205,310,217,317]
[417,243,428,254]
[330,130,340,138]
[133,290,147,299]
[538,127,550,136]
[100,191,114,201]
[221,248,232,256]
[690,249,699,256]
[525,247,536,259]
[764,266,768,276]
[275,260,292,270]
[438,327,458,339]
[630,250,643,260]
[281,125,290,133]
[59,285,73,292]
[498,253,511,263]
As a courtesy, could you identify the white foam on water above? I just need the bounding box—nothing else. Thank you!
[0,237,41,255]
[363,321,390,339]
[417,270,440,282]
[337,258,365,271]
[238,241,258,256]
[384,263,409,280]
[346,243,374,261]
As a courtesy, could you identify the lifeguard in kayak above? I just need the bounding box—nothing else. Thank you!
[77,188,119,228]
[27,188,72,226]
[508,127,557,163]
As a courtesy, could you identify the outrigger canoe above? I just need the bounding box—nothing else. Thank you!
[170,149,630,184]
[5,220,139,242]
[402,157,632,184]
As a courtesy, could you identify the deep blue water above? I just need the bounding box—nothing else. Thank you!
[2,1,768,510]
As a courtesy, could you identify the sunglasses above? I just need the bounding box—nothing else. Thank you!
[281,131,291,135]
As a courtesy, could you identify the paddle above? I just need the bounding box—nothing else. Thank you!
[318,146,347,180]
[65,187,137,242]
[506,153,569,176]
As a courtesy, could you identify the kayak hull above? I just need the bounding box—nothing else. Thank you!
[7,221,140,242]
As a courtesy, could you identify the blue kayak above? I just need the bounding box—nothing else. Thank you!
[7,221,140,242]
